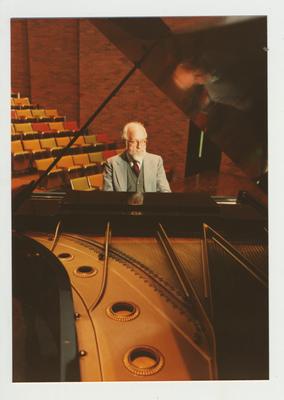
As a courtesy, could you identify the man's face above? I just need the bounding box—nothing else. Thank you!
[126,126,147,160]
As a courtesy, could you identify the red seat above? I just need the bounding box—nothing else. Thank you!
[64,121,79,131]
[32,122,55,133]
[96,133,111,143]
[102,150,116,160]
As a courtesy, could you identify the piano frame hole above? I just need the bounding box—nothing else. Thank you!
[123,346,164,376]
[74,265,97,278]
[57,252,74,261]
[106,302,139,322]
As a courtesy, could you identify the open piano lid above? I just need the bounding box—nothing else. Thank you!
[92,17,267,179]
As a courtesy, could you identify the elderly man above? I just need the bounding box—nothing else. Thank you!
[103,122,171,192]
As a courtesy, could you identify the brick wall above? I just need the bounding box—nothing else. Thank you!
[27,18,79,122]
[11,19,30,97]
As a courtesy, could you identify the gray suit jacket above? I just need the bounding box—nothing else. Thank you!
[103,151,171,192]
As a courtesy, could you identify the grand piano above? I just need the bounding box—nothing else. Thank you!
[12,16,268,382]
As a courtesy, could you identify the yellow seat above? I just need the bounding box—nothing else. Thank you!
[55,136,70,146]
[34,157,62,173]
[22,139,42,152]
[40,138,57,149]
[57,155,74,169]
[45,109,60,118]
[88,152,103,163]
[56,156,83,175]
[32,109,47,119]
[40,138,62,156]
[14,123,37,134]
[72,154,97,171]
[71,135,89,147]
[87,173,104,190]
[34,158,65,189]
[49,121,65,131]
[84,134,97,145]
[15,109,33,119]
[13,97,31,106]
[12,140,28,154]
[70,176,94,191]
[11,140,31,172]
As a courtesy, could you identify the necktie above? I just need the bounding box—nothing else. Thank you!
[132,160,140,176]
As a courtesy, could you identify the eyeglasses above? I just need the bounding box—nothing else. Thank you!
[126,139,147,145]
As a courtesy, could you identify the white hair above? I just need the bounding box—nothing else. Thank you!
[121,121,148,141]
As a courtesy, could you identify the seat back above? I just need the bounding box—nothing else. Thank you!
[64,121,79,131]
[45,109,59,117]
[32,122,52,132]
[15,109,33,119]
[49,121,65,131]
[11,140,24,153]
[87,174,104,190]
[103,150,116,160]
[96,133,109,143]
[56,136,70,147]
[57,155,74,169]
[14,123,34,133]
[35,157,55,171]
[22,139,42,152]
[70,176,91,191]
[72,154,90,165]
[88,151,103,163]
[84,134,97,145]
[72,135,86,146]
[32,109,47,118]
[13,97,30,106]
[40,138,57,149]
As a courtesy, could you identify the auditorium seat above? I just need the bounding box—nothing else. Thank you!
[84,134,97,145]
[71,135,92,151]
[11,124,22,140]
[64,121,79,131]
[102,150,116,160]
[11,110,17,120]
[96,133,111,143]
[45,109,64,121]
[49,121,69,133]
[32,122,52,132]
[72,154,97,173]
[11,140,31,172]
[34,157,65,190]
[22,139,48,160]
[55,136,70,147]
[15,109,34,121]
[87,173,104,190]
[31,122,55,138]
[88,151,103,164]
[31,109,48,120]
[13,97,30,107]
[70,176,95,191]
[14,123,37,135]
[56,155,84,178]
[40,138,63,156]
